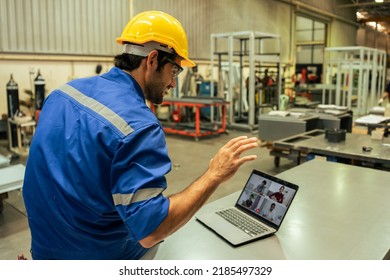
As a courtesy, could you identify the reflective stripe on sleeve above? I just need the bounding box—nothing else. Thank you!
[112,188,165,206]
[58,84,134,136]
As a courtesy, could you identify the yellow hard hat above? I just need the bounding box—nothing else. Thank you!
[116,11,195,67]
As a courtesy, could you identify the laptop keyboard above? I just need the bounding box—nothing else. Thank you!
[216,208,270,237]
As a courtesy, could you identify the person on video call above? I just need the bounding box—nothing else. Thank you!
[269,186,285,204]
[243,194,256,208]
[255,180,267,195]
[261,203,276,221]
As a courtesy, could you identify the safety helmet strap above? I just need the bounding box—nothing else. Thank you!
[122,42,175,57]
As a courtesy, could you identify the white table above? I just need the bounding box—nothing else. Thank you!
[0,163,25,213]
[150,160,390,260]
[0,154,10,168]
[0,164,25,195]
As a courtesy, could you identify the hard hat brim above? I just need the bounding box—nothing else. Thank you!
[180,57,196,67]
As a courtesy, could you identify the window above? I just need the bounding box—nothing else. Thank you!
[295,15,327,64]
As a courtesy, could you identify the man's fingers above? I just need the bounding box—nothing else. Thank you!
[229,137,259,155]
[236,155,258,166]
[224,136,250,148]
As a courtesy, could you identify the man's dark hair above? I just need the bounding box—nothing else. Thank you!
[114,50,176,72]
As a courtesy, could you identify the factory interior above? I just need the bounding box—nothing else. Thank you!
[1,0,390,261]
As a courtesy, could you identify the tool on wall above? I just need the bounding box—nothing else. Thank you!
[6,74,20,118]
[6,74,20,148]
[34,69,45,111]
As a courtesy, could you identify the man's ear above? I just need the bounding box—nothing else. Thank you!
[147,50,159,68]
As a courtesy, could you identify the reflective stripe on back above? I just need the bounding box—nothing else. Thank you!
[112,188,164,206]
[58,84,134,136]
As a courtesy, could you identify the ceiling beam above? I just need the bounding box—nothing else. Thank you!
[358,16,390,23]
[337,2,390,8]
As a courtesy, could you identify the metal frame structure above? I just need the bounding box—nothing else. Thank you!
[210,31,282,131]
[323,46,387,116]
[151,97,229,141]
[7,118,36,156]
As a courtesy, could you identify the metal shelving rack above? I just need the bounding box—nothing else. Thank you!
[210,31,282,131]
[323,47,387,116]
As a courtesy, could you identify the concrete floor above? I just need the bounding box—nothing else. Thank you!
[0,129,296,260]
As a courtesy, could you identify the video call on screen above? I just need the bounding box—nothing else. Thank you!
[238,173,296,226]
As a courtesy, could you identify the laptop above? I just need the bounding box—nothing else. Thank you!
[196,169,299,246]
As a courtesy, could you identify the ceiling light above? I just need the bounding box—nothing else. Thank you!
[356,11,365,19]
[367,22,386,32]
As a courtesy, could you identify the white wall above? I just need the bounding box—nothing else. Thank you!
[328,20,358,47]
[0,57,114,117]
[1,0,388,116]
[133,0,294,63]
[357,27,390,53]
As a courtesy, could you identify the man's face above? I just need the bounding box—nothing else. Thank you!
[144,56,182,104]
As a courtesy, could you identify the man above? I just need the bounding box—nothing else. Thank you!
[22,11,258,260]
[261,203,276,221]
[378,81,389,106]
[243,194,256,208]
[269,186,285,204]
[255,179,267,195]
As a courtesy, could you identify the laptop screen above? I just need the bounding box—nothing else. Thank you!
[235,170,298,227]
